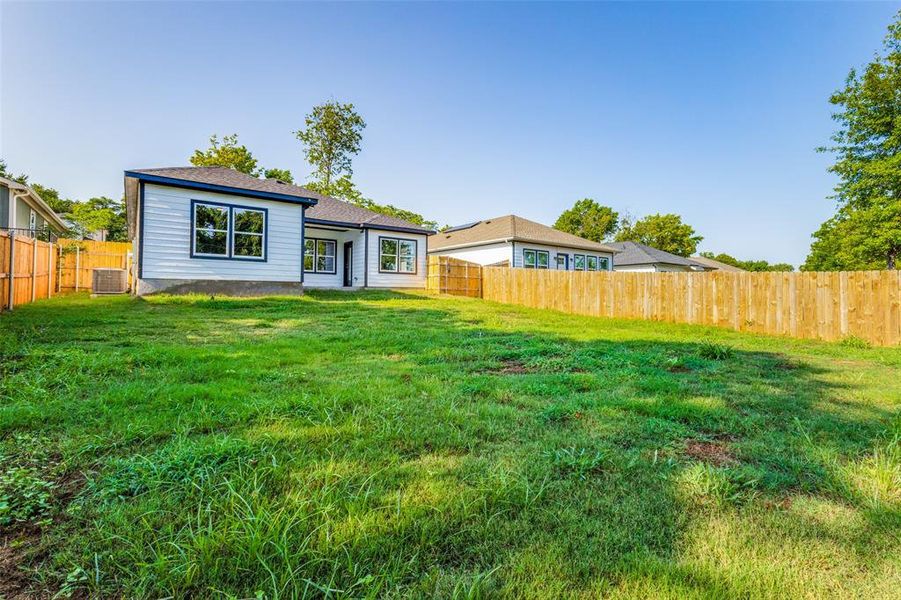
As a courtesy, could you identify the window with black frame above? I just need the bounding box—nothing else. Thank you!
[304,238,337,274]
[192,201,266,260]
[573,254,585,270]
[379,237,416,273]
[523,249,549,269]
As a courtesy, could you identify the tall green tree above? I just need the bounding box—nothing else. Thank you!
[68,196,128,241]
[615,213,702,256]
[295,101,365,188]
[31,183,74,214]
[190,134,260,176]
[806,11,901,270]
[554,199,619,242]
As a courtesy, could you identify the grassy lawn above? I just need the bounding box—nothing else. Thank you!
[1,291,899,599]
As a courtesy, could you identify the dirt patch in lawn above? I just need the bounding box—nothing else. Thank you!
[0,470,86,600]
[667,365,692,373]
[489,359,533,375]
[685,439,735,467]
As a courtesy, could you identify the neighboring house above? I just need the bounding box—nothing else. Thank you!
[607,241,712,272]
[428,214,616,271]
[689,255,746,272]
[124,167,434,296]
[0,176,68,240]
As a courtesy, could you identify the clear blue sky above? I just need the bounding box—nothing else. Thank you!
[2,2,898,265]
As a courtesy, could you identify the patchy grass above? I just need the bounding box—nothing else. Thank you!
[0,290,899,599]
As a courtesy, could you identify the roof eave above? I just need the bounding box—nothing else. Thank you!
[126,171,319,206]
[305,216,434,236]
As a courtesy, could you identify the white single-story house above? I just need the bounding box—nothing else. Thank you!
[124,167,434,295]
[1,176,68,240]
[607,241,712,272]
[428,214,617,271]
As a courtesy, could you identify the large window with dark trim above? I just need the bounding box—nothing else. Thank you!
[573,254,585,271]
[304,238,337,274]
[599,257,610,270]
[191,200,266,260]
[379,237,417,273]
[523,249,549,269]
[587,255,598,271]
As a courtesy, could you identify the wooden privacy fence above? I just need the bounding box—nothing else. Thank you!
[427,255,483,297]
[0,231,56,310]
[0,233,132,312]
[477,267,901,347]
[57,238,133,294]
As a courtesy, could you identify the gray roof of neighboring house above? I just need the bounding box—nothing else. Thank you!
[429,214,618,253]
[689,255,746,272]
[0,176,68,231]
[125,167,434,234]
[606,241,709,268]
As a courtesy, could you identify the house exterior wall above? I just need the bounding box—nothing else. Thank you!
[429,241,512,266]
[367,229,429,288]
[511,242,614,271]
[139,183,305,285]
[0,185,8,228]
[302,225,366,288]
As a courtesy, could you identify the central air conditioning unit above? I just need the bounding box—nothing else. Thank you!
[92,268,128,294]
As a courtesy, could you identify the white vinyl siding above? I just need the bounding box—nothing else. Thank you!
[366,229,428,288]
[141,184,303,282]
[302,226,366,288]
[512,242,614,271]
[428,242,510,266]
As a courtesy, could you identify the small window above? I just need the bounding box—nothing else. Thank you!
[232,208,265,258]
[598,257,610,271]
[379,237,417,273]
[192,201,266,260]
[574,254,585,271]
[29,209,36,231]
[524,249,537,268]
[304,237,337,274]
[193,203,230,257]
[524,249,548,269]
[587,256,598,271]
[555,254,568,270]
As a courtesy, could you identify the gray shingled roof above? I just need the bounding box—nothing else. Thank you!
[430,214,618,253]
[126,167,434,234]
[606,241,708,268]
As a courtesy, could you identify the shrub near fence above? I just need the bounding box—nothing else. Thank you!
[478,267,901,347]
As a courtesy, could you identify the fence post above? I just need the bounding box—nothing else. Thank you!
[31,237,37,301]
[7,230,15,310]
[75,246,81,292]
[48,242,53,298]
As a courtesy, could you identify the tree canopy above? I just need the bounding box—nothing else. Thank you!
[263,168,294,184]
[700,252,794,272]
[615,213,702,256]
[190,134,261,175]
[805,11,901,270]
[295,101,365,189]
[306,176,437,230]
[67,196,128,241]
[553,199,619,242]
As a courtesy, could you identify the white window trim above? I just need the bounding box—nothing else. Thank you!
[379,236,418,274]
